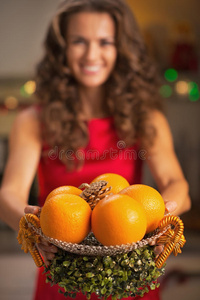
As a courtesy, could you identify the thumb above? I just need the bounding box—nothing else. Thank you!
[165,201,177,214]
[24,205,41,215]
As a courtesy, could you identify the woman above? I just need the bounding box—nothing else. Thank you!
[0,0,190,299]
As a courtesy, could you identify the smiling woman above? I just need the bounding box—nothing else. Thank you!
[0,0,191,300]
[66,12,117,88]
[36,0,165,165]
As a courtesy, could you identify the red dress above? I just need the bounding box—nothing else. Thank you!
[34,117,160,300]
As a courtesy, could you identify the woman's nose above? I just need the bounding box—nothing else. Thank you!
[85,42,100,60]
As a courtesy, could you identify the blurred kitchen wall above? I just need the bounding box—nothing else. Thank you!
[0,0,199,77]
[127,0,200,69]
[0,0,61,77]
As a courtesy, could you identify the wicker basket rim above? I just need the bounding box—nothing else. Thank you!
[31,224,169,256]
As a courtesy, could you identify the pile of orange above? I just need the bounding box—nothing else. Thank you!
[119,184,165,233]
[40,186,91,243]
[45,185,82,202]
[40,173,165,246]
[91,173,130,194]
[91,194,147,246]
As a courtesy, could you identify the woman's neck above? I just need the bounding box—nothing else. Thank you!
[78,85,110,120]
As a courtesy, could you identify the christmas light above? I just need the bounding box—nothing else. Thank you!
[188,82,200,102]
[175,81,188,95]
[159,85,172,98]
[24,80,36,95]
[164,69,178,82]
[20,86,30,98]
[20,80,36,97]
[4,96,18,110]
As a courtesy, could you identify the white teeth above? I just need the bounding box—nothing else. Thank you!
[83,66,101,72]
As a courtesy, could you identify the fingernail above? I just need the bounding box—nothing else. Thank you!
[165,201,177,213]
[154,245,164,255]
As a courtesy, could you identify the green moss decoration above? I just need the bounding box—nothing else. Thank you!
[44,245,165,299]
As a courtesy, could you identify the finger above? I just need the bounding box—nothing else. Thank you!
[39,237,58,251]
[154,245,164,256]
[24,205,41,215]
[44,252,55,261]
[45,260,51,266]
[149,240,156,246]
[39,237,52,246]
[40,249,55,260]
[37,243,58,253]
[165,201,177,214]
[39,249,54,266]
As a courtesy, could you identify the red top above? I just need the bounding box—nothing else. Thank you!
[37,117,142,206]
[34,117,160,300]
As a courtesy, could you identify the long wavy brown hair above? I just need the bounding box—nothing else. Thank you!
[35,0,163,167]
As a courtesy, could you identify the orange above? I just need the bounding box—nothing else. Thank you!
[45,186,82,202]
[119,184,165,233]
[91,173,130,194]
[91,194,147,246]
[40,194,91,243]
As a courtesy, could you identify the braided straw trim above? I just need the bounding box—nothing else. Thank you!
[17,214,43,267]
[155,215,186,268]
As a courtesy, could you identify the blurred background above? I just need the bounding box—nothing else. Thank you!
[0,0,200,299]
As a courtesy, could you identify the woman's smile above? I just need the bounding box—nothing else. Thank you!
[80,64,103,75]
[66,12,117,88]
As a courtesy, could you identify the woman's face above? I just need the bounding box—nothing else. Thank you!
[66,12,117,88]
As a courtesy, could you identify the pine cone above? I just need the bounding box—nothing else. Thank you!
[79,180,111,209]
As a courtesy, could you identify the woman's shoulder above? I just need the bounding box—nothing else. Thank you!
[145,109,173,150]
[14,105,40,126]
[146,109,169,129]
[11,106,42,142]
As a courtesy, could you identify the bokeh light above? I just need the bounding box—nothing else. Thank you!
[24,80,36,95]
[159,85,173,98]
[164,69,178,82]
[175,81,188,95]
[4,96,18,110]
[20,80,36,97]
[188,82,200,102]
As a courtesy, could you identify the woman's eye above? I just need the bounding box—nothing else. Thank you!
[100,40,115,46]
[72,39,85,45]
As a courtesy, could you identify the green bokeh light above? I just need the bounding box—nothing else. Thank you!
[188,82,200,102]
[20,86,31,98]
[164,69,178,82]
[160,85,173,98]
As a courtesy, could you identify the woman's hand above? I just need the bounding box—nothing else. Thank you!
[165,200,177,214]
[37,238,58,266]
[24,205,41,217]
[152,200,178,256]
[24,205,58,266]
